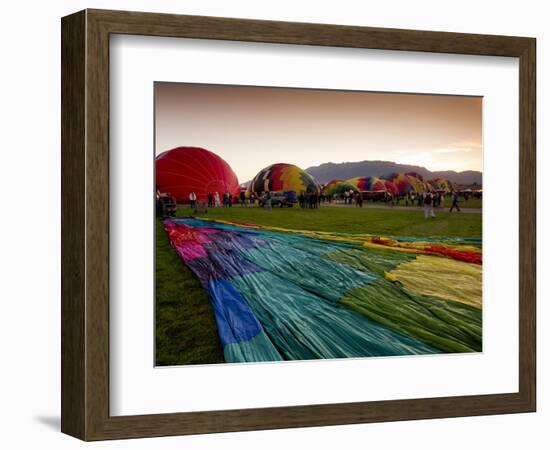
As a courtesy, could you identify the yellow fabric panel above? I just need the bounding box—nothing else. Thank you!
[407,175,425,192]
[362,237,480,254]
[384,271,398,282]
[362,240,422,254]
[388,255,482,308]
[279,166,304,191]
[200,218,481,261]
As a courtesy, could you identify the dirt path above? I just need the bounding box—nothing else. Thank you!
[324,203,482,214]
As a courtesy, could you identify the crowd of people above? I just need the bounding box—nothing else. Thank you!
[188,190,276,209]
[191,191,236,208]
[184,188,466,219]
[297,192,321,209]
[198,190,326,209]
[323,189,465,219]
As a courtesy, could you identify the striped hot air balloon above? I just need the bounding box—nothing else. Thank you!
[428,178,453,193]
[383,180,399,195]
[324,181,357,195]
[322,179,345,193]
[248,163,320,194]
[385,173,430,195]
[347,176,387,192]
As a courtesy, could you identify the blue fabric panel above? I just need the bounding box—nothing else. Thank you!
[223,330,283,363]
[207,279,263,347]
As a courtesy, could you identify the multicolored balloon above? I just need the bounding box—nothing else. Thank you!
[389,174,415,195]
[322,179,345,193]
[324,181,357,195]
[163,217,482,363]
[248,163,320,194]
[156,146,240,202]
[347,176,387,192]
[383,173,430,195]
[428,178,453,192]
[405,171,424,181]
[381,172,400,181]
[383,180,399,195]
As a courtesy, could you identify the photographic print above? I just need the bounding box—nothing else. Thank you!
[154,82,482,366]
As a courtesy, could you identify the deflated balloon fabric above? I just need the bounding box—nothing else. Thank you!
[386,255,482,309]
[164,218,482,363]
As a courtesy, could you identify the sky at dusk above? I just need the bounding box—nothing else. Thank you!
[155,82,482,182]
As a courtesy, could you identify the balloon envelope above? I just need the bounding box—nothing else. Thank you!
[249,163,320,194]
[405,171,424,181]
[428,178,453,192]
[347,176,388,192]
[387,173,429,195]
[324,181,357,195]
[156,147,240,202]
[322,179,345,193]
[383,180,399,195]
[406,174,428,193]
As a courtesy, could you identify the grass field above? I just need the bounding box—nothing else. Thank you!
[156,205,482,366]
[155,218,224,366]
[177,204,482,237]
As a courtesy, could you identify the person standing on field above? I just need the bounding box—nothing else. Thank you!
[423,192,435,219]
[240,190,246,207]
[449,190,461,212]
[189,191,197,209]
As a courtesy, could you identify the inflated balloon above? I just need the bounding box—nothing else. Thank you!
[385,173,429,195]
[407,174,428,193]
[405,171,424,181]
[381,172,400,181]
[428,178,453,192]
[248,163,320,194]
[156,147,240,202]
[388,174,413,195]
[347,176,387,192]
[384,180,399,195]
[324,181,357,195]
[322,179,345,193]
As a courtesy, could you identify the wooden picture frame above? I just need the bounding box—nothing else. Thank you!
[61,9,536,441]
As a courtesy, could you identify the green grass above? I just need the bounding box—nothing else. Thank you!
[457,196,482,209]
[156,204,481,366]
[155,219,224,366]
[176,204,482,238]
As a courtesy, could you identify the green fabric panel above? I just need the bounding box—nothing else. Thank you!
[324,246,416,276]
[223,330,284,363]
[256,229,351,256]
[241,240,376,304]
[231,271,440,360]
[341,278,482,353]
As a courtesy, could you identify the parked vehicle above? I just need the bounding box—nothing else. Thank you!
[258,190,297,207]
[156,193,177,217]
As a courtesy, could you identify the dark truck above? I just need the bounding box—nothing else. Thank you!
[156,192,177,217]
[259,190,297,207]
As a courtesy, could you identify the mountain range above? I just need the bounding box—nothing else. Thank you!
[305,160,482,185]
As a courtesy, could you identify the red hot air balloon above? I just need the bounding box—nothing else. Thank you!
[156,147,240,203]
